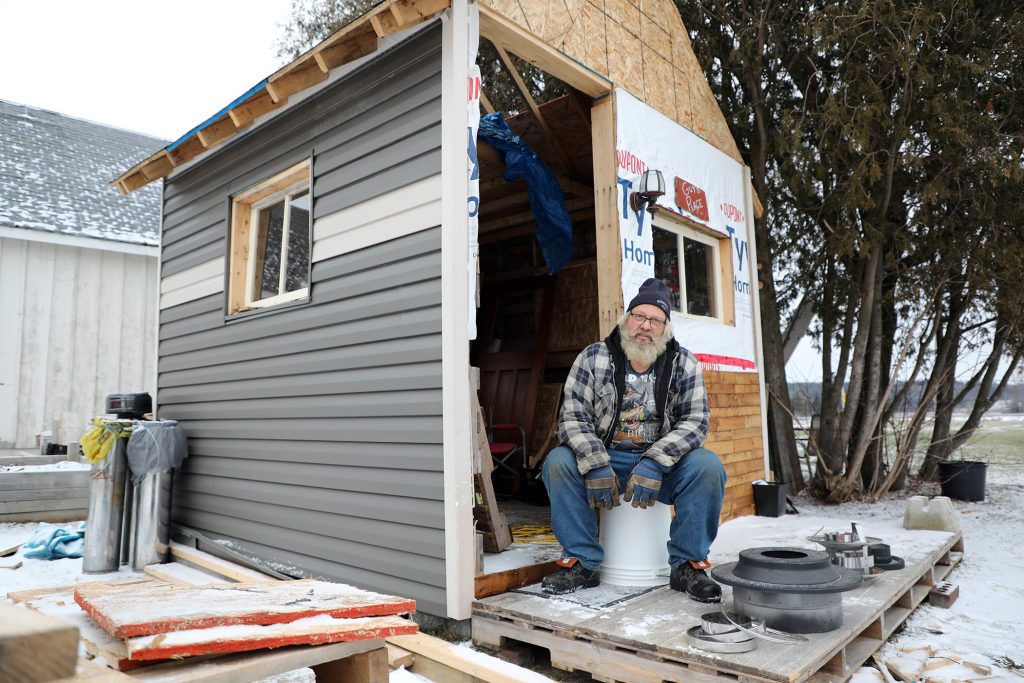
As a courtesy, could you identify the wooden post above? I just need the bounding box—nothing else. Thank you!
[592,96,621,337]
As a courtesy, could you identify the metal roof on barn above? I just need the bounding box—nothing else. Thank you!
[0,99,166,246]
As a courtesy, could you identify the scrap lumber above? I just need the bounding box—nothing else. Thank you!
[390,632,553,683]
[143,561,230,587]
[124,614,416,661]
[75,579,417,638]
[0,602,79,682]
[387,643,415,669]
[168,541,275,582]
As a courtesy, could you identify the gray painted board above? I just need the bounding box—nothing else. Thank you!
[157,25,447,614]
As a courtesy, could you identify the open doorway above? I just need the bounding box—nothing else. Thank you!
[470,37,602,592]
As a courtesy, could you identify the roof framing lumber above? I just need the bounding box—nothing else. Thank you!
[266,60,330,103]
[229,89,288,127]
[492,43,574,176]
[478,4,610,99]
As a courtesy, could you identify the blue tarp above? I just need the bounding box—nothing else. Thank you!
[22,522,87,560]
[478,113,573,273]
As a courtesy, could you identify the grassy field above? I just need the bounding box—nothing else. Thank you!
[943,416,1024,466]
[794,414,1024,480]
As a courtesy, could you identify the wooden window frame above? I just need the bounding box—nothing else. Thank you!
[652,213,735,326]
[227,159,312,315]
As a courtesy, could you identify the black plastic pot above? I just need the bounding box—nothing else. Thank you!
[752,481,788,517]
[937,460,986,502]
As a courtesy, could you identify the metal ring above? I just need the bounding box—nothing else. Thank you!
[685,626,757,653]
[701,611,765,635]
[719,603,810,644]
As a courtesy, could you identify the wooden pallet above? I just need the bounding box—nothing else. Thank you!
[473,525,964,683]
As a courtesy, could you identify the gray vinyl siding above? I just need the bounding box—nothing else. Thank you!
[156,25,448,615]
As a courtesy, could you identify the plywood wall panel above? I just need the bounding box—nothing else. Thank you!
[642,49,676,122]
[480,0,743,163]
[581,2,609,76]
[604,0,641,36]
[605,20,645,98]
[641,21,672,61]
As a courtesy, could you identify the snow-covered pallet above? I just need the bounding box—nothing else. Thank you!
[473,520,963,683]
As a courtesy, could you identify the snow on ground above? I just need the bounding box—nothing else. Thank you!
[3,458,1023,680]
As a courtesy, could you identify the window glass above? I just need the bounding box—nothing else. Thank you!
[256,201,286,300]
[286,190,311,293]
[683,237,715,317]
[652,227,682,312]
[652,222,721,320]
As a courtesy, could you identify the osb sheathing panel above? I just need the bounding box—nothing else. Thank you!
[547,262,599,352]
[704,370,764,521]
[480,0,743,163]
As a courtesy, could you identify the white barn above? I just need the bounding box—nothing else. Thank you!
[0,99,164,449]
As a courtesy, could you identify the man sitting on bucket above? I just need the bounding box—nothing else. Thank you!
[541,277,727,602]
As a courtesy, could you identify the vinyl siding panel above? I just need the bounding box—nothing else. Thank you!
[157,25,447,615]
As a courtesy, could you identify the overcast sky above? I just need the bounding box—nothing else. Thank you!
[0,1,293,141]
[0,1,839,382]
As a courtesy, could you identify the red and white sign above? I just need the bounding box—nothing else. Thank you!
[675,177,709,221]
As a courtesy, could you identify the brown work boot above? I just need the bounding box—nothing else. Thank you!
[669,560,721,603]
[541,558,600,595]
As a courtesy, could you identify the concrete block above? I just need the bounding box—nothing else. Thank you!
[903,496,960,533]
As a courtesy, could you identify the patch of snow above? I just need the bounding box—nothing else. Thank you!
[0,460,90,473]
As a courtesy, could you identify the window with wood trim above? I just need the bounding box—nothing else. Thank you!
[228,159,312,315]
[652,215,734,325]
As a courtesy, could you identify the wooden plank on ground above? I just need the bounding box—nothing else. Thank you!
[125,614,416,661]
[128,640,382,683]
[0,602,79,682]
[474,560,559,599]
[168,541,275,583]
[75,579,417,638]
[390,632,553,683]
[143,561,231,587]
[54,658,136,682]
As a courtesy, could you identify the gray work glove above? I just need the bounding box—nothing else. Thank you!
[624,458,662,509]
[584,464,621,510]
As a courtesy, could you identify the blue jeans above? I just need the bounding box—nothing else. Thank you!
[541,446,727,571]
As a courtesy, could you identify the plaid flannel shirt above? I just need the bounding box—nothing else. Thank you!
[556,339,710,474]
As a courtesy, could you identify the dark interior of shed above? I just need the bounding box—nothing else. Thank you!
[471,40,601,572]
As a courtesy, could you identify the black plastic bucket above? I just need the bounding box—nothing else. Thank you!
[937,460,986,502]
[753,481,788,517]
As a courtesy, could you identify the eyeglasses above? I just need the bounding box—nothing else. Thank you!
[630,312,667,330]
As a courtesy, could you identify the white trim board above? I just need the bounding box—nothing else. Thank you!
[159,257,224,310]
[439,1,475,620]
[0,225,158,257]
[311,175,443,263]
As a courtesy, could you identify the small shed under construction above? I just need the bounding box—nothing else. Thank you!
[115,0,769,621]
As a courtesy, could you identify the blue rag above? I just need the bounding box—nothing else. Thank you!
[22,522,87,560]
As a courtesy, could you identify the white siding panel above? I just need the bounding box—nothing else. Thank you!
[312,174,442,263]
[159,258,224,310]
[15,242,56,448]
[69,248,104,444]
[0,238,28,448]
[0,236,158,448]
[43,245,79,443]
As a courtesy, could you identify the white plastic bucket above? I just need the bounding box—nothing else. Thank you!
[598,502,671,586]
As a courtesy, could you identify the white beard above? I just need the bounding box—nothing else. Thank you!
[618,316,671,368]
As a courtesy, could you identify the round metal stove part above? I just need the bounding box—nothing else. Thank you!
[710,547,864,634]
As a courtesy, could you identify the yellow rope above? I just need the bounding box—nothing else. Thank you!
[511,525,557,543]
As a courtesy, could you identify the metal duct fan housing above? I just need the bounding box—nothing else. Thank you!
[711,547,863,633]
